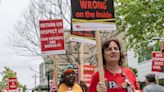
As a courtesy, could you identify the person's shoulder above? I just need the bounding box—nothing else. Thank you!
[74,83,84,91]
[143,84,154,91]
[58,83,66,87]
[149,84,164,91]
[156,84,164,89]
[58,83,67,91]
[122,67,133,72]
[122,67,136,77]
[143,85,149,92]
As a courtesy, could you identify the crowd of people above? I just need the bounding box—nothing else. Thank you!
[54,39,163,92]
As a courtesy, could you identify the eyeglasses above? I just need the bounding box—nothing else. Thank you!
[64,73,76,78]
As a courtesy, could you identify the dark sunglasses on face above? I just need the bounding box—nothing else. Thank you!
[64,72,76,78]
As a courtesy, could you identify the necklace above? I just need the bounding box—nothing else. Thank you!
[120,69,132,91]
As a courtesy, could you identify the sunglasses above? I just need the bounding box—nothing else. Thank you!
[64,72,76,78]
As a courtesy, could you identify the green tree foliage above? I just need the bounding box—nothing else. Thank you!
[115,0,164,55]
[0,67,26,91]
[129,67,138,75]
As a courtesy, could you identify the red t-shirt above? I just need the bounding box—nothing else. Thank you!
[88,67,139,92]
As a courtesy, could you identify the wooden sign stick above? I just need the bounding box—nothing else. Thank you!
[50,55,58,91]
[80,43,84,81]
[95,31,105,85]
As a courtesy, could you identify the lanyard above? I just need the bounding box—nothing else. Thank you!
[121,69,133,92]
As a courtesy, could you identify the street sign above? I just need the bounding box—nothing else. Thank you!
[39,19,65,56]
[8,78,17,91]
[152,51,164,72]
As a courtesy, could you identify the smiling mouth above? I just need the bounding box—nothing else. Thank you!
[110,55,117,57]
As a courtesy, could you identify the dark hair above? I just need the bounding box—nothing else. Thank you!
[102,39,125,66]
[145,73,156,82]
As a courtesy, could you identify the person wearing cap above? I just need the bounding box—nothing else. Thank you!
[58,65,83,92]
[143,73,164,92]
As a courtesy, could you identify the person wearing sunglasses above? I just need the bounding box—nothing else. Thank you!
[58,65,83,92]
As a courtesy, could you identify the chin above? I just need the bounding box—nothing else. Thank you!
[66,82,74,87]
[110,59,118,61]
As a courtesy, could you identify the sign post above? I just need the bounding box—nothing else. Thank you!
[50,55,58,91]
[95,31,105,84]
[39,19,65,92]
[80,43,84,81]
[162,41,164,58]
[71,0,115,86]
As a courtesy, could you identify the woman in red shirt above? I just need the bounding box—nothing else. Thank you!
[88,39,140,92]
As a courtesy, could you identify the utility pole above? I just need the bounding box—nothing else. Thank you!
[30,65,39,88]
[47,71,50,92]
[32,74,39,87]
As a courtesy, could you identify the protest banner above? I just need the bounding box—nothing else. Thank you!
[71,0,116,31]
[40,19,64,91]
[152,51,164,72]
[8,78,17,92]
[78,64,95,87]
[39,19,65,56]
[71,0,115,85]
[70,31,96,44]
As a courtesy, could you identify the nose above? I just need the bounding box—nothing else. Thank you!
[111,48,116,52]
[69,73,75,77]
[70,74,73,76]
